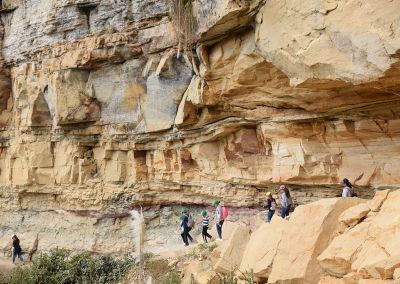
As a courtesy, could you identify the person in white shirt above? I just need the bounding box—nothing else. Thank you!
[279,185,292,218]
[213,200,224,241]
[341,178,353,197]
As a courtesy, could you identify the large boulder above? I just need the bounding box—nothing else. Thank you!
[358,255,400,280]
[367,189,392,212]
[239,217,287,280]
[339,202,370,228]
[214,224,250,274]
[318,190,400,280]
[268,197,364,284]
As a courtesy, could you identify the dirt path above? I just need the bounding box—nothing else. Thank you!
[0,257,16,276]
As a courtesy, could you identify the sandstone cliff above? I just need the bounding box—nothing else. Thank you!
[0,0,399,255]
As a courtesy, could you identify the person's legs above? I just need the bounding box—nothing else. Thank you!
[202,226,208,243]
[217,220,224,239]
[285,204,292,217]
[181,230,189,246]
[12,250,16,263]
[216,223,222,239]
[205,227,212,239]
[280,207,287,218]
[181,231,188,245]
[187,227,193,242]
[18,252,24,263]
[187,234,193,242]
[268,210,275,223]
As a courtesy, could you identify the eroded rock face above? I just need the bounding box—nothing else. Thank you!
[267,198,364,283]
[318,190,400,280]
[239,217,287,280]
[210,191,400,283]
[256,0,400,86]
[0,0,399,258]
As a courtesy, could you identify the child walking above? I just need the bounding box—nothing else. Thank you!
[201,210,213,243]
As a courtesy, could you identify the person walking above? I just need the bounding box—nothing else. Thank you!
[279,185,292,218]
[179,215,190,246]
[341,178,354,197]
[181,209,194,243]
[213,200,224,241]
[200,210,213,243]
[264,192,277,223]
[12,235,24,265]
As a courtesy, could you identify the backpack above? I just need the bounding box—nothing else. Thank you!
[221,206,229,219]
[188,213,195,228]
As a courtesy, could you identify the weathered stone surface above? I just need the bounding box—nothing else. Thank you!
[144,54,193,132]
[214,224,250,274]
[394,268,400,280]
[85,59,147,125]
[319,190,400,280]
[367,189,392,212]
[239,217,287,280]
[268,198,364,283]
[0,210,138,255]
[0,0,399,269]
[255,0,400,86]
[339,203,370,228]
[359,255,400,280]
[194,0,265,44]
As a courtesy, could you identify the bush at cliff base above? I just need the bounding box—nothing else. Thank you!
[0,248,135,284]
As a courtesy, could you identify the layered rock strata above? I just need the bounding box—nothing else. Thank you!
[0,0,399,255]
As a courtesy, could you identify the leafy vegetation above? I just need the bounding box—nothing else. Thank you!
[0,249,134,284]
[214,270,256,284]
[216,273,238,284]
[157,268,182,284]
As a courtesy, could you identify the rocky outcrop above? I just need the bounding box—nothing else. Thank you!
[267,198,364,283]
[239,217,287,280]
[209,191,400,283]
[318,190,400,281]
[214,224,250,274]
[0,0,399,258]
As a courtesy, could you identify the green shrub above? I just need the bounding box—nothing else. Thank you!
[157,268,182,284]
[217,273,238,284]
[1,249,135,284]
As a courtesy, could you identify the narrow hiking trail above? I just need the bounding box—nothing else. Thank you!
[0,257,17,276]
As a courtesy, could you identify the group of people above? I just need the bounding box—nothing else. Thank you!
[179,200,226,246]
[179,178,357,245]
[10,178,358,260]
[264,184,292,223]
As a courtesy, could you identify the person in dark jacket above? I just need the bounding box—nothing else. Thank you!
[264,192,277,223]
[180,215,190,246]
[181,209,193,243]
[12,235,24,264]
